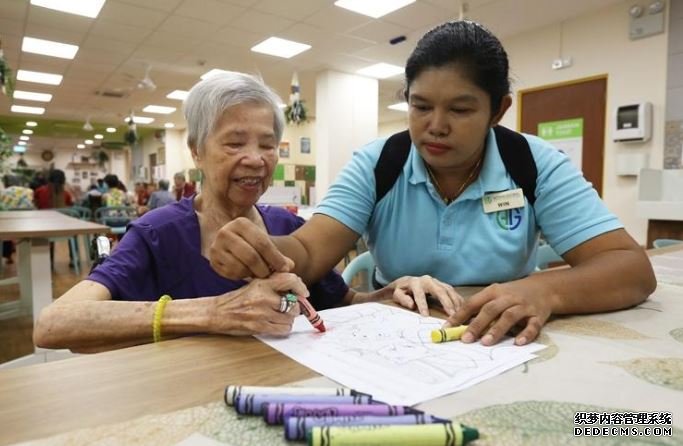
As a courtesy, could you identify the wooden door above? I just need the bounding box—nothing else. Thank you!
[519,76,607,195]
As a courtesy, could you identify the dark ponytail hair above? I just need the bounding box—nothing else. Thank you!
[404,21,510,115]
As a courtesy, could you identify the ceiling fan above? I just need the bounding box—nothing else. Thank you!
[122,63,156,92]
[136,64,156,91]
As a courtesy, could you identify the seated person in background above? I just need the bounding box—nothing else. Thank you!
[34,169,73,209]
[148,179,175,210]
[1,175,35,264]
[208,21,656,347]
[173,171,195,201]
[102,174,129,207]
[34,71,365,353]
[134,181,150,207]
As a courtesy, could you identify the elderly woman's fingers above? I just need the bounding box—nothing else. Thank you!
[266,272,310,299]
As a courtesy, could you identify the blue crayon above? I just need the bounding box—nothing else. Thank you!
[285,414,451,440]
[264,403,421,425]
[235,393,372,415]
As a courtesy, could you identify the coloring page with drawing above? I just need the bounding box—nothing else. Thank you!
[257,303,545,406]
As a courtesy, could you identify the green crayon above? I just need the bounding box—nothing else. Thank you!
[431,326,468,343]
[308,422,478,446]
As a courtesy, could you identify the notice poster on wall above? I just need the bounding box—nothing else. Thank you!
[300,137,311,154]
[279,141,290,158]
[538,118,583,171]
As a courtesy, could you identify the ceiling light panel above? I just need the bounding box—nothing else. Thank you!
[126,116,155,124]
[17,70,63,85]
[388,102,409,112]
[166,90,189,100]
[334,0,416,18]
[30,0,106,18]
[11,105,46,115]
[22,37,79,59]
[164,123,175,128]
[13,90,53,102]
[143,105,176,114]
[200,69,232,80]
[251,37,311,59]
[25,121,38,127]
[357,63,404,79]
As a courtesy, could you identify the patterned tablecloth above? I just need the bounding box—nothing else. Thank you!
[15,282,683,445]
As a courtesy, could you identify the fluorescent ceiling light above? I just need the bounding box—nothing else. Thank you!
[11,105,46,114]
[14,145,27,153]
[143,105,176,114]
[126,116,155,124]
[22,129,34,135]
[357,63,403,79]
[13,90,53,102]
[164,122,175,128]
[25,121,38,127]
[251,37,311,59]
[22,36,79,59]
[30,0,106,18]
[166,90,189,100]
[106,127,116,133]
[334,0,415,18]
[77,144,85,149]
[200,69,232,80]
[84,139,94,145]
[18,141,27,146]
[94,134,103,139]
[388,101,409,112]
[17,69,63,85]
[19,136,30,141]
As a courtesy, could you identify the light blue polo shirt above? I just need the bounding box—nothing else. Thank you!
[316,128,622,286]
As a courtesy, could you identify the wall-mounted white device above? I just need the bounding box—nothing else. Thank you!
[613,102,652,143]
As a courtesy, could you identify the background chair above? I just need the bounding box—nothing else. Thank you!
[652,238,683,249]
[342,251,376,291]
[536,243,563,270]
[54,208,83,275]
[94,206,137,236]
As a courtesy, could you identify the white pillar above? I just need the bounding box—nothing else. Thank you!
[315,70,378,203]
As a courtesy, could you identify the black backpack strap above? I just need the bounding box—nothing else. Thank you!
[374,130,412,204]
[493,125,538,206]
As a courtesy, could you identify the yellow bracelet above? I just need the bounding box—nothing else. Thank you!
[152,294,172,343]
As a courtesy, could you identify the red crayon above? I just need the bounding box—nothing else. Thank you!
[289,293,326,332]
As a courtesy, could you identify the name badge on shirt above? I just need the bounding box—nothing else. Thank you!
[482,188,525,213]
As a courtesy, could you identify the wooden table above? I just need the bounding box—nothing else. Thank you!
[0,210,109,368]
[0,248,681,445]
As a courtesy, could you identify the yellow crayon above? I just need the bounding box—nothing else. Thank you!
[431,325,468,343]
[308,423,479,446]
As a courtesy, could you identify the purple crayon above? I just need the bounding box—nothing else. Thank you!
[235,393,372,415]
[264,403,421,425]
[285,414,451,440]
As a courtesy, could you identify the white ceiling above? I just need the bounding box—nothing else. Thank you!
[0,0,624,139]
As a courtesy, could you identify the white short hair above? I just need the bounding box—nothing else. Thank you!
[183,71,285,153]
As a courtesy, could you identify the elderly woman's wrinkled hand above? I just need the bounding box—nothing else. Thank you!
[387,275,464,317]
[210,217,295,280]
[212,272,308,336]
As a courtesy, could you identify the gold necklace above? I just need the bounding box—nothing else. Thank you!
[425,156,483,205]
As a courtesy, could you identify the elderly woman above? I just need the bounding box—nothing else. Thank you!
[34,72,359,353]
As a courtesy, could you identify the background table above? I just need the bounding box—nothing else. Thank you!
[0,210,109,368]
[0,248,681,445]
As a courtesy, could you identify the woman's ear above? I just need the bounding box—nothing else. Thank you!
[190,145,200,163]
[490,95,512,127]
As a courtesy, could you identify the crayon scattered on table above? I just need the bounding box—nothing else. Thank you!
[431,325,468,343]
[264,403,420,425]
[285,414,450,441]
[235,393,372,415]
[307,422,479,446]
[224,385,356,406]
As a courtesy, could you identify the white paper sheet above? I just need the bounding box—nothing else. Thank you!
[257,303,545,406]
[650,250,683,285]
